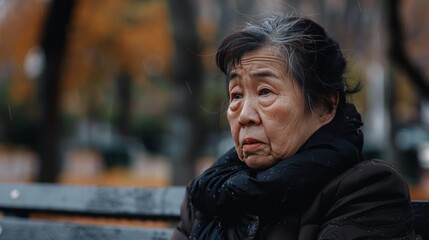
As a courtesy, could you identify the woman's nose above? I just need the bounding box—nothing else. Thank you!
[238,98,261,125]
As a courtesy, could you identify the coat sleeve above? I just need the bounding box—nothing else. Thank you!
[299,159,417,240]
[170,183,196,240]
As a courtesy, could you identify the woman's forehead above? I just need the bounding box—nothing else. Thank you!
[230,47,287,73]
[242,46,284,62]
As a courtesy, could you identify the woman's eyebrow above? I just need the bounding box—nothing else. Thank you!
[250,69,278,78]
[229,71,240,80]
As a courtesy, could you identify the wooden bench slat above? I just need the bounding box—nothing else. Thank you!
[0,217,173,240]
[0,184,185,220]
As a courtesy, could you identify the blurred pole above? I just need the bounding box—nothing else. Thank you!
[385,0,428,182]
[384,0,401,170]
[167,0,204,185]
[386,0,429,97]
[116,71,131,136]
[37,0,76,182]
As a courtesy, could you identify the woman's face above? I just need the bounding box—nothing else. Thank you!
[227,47,329,169]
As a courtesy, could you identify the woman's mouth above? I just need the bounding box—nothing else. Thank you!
[242,138,263,152]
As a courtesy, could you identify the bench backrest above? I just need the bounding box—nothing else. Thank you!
[0,183,185,240]
[0,183,428,239]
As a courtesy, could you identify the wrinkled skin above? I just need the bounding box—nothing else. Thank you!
[227,47,335,169]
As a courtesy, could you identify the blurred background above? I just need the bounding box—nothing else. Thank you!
[0,0,428,199]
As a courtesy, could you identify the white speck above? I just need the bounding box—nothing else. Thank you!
[10,189,20,200]
[24,46,45,79]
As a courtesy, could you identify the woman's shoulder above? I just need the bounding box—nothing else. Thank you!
[300,159,416,239]
[326,159,410,198]
[309,159,412,219]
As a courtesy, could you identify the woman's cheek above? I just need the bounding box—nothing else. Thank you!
[228,100,240,111]
[258,95,277,107]
[230,129,244,161]
[227,110,243,161]
[235,145,244,161]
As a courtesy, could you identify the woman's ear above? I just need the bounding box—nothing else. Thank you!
[318,93,339,124]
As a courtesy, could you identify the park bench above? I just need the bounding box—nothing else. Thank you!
[0,183,428,240]
[0,183,185,240]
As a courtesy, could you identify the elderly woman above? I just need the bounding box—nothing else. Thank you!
[171,15,415,239]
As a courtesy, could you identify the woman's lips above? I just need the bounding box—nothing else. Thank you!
[242,138,262,152]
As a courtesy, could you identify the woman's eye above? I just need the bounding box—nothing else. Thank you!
[259,88,272,96]
[230,93,242,101]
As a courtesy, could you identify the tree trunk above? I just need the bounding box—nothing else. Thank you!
[385,0,427,182]
[116,71,131,136]
[387,0,429,96]
[167,0,204,185]
[37,0,76,182]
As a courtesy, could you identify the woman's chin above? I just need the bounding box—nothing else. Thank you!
[244,156,276,170]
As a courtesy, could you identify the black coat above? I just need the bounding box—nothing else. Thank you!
[171,160,416,239]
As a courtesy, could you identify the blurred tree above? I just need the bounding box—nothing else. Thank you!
[61,0,172,139]
[385,0,429,182]
[116,71,131,135]
[56,1,174,168]
[387,0,429,96]
[167,0,204,185]
[37,0,76,182]
[0,1,47,153]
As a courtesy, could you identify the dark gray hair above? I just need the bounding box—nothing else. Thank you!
[216,15,359,113]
